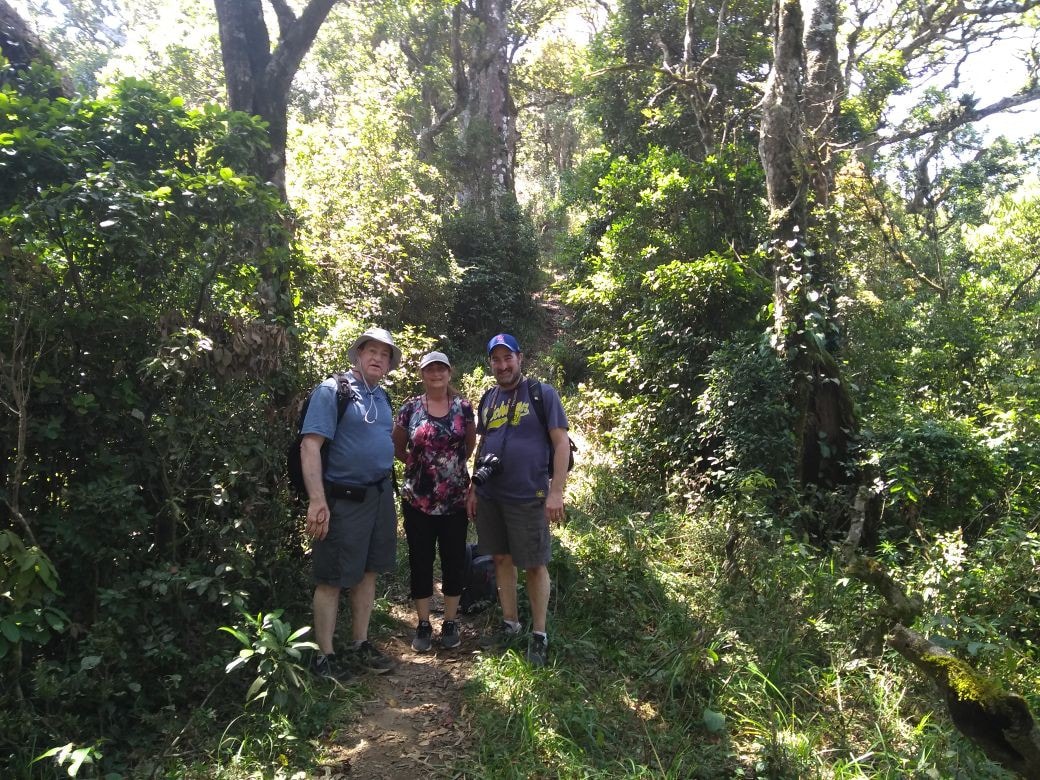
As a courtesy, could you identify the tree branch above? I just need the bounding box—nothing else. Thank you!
[854,172,948,294]
[1003,256,1040,311]
[267,0,297,38]
[417,4,468,152]
[265,0,338,98]
[889,624,1040,779]
[867,85,1040,152]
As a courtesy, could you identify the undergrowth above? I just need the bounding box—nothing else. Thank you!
[453,457,1033,779]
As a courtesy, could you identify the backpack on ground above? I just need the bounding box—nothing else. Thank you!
[459,543,496,614]
[477,378,577,474]
[287,373,356,498]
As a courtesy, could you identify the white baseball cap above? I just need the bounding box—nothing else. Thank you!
[418,351,451,370]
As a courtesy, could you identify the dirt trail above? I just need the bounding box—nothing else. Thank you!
[318,602,484,779]
[315,293,572,778]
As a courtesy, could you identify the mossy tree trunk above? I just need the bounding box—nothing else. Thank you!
[759,0,857,488]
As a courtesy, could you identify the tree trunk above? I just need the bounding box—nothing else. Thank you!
[759,0,856,488]
[212,0,336,327]
[457,0,518,210]
[802,0,842,207]
[0,0,74,97]
[212,0,337,195]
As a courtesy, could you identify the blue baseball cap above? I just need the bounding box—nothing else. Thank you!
[487,333,521,355]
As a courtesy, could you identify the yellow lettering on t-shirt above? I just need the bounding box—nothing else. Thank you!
[486,400,531,431]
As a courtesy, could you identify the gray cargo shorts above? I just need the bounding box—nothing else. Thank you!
[474,495,551,569]
[312,481,397,588]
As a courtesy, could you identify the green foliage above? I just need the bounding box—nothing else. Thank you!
[32,741,103,778]
[0,72,315,774]
[694,343,796,491]
[869,418,1003,535]
[443,200,541,350]
[583,0,771,159]
[221,610,317,711]
[840,51,909,139]
[288,64,456,336]
[0,532,68,660]
[560,145,768,484]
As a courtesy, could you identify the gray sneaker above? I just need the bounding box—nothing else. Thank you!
[440,620,461,649]
[351,640,395,674]
[310,653,353,683]
[478,621,523,651]
[412,620,433,652]
[526,633,548,667]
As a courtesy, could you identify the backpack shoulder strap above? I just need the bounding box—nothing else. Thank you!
[526,377,549,438]
[331,372,356,423]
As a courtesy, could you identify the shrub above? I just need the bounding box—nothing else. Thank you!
[442,200,541,350]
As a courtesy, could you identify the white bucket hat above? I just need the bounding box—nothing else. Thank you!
[348,327,402,370]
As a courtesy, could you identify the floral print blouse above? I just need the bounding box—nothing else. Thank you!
[396,395,474,515]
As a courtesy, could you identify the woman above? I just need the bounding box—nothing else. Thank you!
[393,350,476,651]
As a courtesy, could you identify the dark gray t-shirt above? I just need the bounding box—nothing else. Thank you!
[475,379,568,504]
[301,373,394,486]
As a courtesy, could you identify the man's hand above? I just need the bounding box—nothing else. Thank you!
[300,434,329,539]
[545,491,565,525]
[466,485,477,521]
[306,501,331,540]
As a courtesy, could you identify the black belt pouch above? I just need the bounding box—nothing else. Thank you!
[324,481,367,502]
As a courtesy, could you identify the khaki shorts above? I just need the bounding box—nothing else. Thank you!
[312,483,397,588]
[474,495,551,569]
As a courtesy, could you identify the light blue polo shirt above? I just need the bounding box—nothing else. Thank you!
[300,373,394,486]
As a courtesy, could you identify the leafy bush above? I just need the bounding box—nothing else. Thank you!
[695,342,796,492]
[443,200,541,349]
[0,74,314,773]
[869,418,1003,536]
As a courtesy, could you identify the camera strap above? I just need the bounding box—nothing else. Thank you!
[478,382,521,464]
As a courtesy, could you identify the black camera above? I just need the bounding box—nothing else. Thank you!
[471,453,502,486]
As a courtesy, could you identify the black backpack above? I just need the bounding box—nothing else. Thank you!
[458,543,496,614]
[287,373,357,498]
[477,378,577,474]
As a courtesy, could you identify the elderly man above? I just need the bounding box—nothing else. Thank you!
[466,333,570,667]
[300,327,400,680]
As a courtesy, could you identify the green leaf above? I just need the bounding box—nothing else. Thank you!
[33,743,73,764]
[218,626,249,646]
[80,655,102,671]
[68,745,97,775]
[246,675,267,702]
[0,619,20,643]
[702,707,726,733]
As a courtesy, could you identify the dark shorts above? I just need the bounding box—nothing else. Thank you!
[312,483,397,588]
[474,495,551,569]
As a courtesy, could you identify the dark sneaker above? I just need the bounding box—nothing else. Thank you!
[311,653,353,683]
[412,620,433,652]
[526,634,548,668]
[478,621,523,651]
[352,640,395,674]
[440,620,460,649]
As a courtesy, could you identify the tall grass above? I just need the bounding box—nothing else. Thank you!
[451,458,1028,779]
